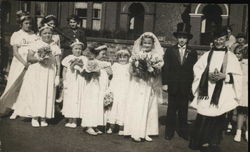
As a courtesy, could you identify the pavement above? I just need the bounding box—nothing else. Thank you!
[0,83,248,152]
[0,103,248,152]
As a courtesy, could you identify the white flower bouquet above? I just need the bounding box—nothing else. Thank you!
[104,91,113,110]
[82,59,101,81]
[130,53,163,80]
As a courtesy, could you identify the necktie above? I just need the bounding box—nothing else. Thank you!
[180,47,185,64]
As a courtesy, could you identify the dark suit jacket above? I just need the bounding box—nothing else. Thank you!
[162,45,198,96]
[60,27,87,58]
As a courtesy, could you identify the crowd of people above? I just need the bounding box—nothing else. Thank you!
[0,10,248,152]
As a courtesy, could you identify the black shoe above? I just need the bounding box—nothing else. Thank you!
[200,146,211,152]
[164,136,173,140]
[179,134,189,141]
[209,145,221,152]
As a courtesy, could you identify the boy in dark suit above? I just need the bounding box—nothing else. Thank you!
[61,14,87,59]
[162,22,198,140]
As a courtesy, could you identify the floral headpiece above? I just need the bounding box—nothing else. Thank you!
[16,10,30,22]
[70,39,85,48]
[39,23,53,32]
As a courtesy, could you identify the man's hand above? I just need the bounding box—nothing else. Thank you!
[213,72,226,81]
[162,85,168,92]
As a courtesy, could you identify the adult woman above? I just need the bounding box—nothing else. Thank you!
[0,12,39,117]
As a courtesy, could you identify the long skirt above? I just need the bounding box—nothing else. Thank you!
[189,114,226,150]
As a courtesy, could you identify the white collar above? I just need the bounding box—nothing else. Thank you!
[178,44,186,49]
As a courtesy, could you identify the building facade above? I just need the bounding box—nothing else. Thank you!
[0,1,248,45]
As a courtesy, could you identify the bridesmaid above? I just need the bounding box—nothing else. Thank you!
[0,12,39,118]
[13,24,61,127]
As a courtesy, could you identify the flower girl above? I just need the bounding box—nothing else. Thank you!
[13,24,61,127]
[123,32,164,142]
[61,39,88,128]
[106,49,131,135]
[80,43,112,135]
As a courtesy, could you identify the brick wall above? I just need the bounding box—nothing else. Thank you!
[154,3,184,42]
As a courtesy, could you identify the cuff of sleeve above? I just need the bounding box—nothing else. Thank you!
[225,73,234,84]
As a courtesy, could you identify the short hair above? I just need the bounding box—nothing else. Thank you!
[40,15,58,27]
[233,45,244,54]
[67,14,80,24]
[141,35,154,45]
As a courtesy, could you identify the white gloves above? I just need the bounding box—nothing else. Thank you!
[55,76,60,87]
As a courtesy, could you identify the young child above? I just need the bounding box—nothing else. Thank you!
[234,45,248,142]
[123,32,164,142]
[106,49,131,135]
[80,43,112,135]
[61,39,88,128]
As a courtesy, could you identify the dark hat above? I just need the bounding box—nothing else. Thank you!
[236,33,246,39]
[173,22,193,39]
[67,14,80,23]
[212,26,228,39]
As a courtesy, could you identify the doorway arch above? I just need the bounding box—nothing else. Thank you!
[128,3,145,39]
[189,3,229,45]
[200,4,223,45]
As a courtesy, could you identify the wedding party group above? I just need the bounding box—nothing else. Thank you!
[0,10,248,152]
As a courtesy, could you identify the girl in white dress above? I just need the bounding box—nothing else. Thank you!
[106,49,131,135]
[0,12,39,118]
[61,39,88,128]
[123,32,164,142]
[233,45,248,142]
[13,24,61,127]
[80,43,112,135]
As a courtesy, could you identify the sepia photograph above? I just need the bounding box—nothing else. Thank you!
[0,1,248,152]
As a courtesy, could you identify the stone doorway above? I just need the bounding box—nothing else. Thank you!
[200,4,223,45]
[128,3,145,39]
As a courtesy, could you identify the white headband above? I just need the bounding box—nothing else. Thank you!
[95,45,107,51]
[70,39,84,47]
[45,14,56,19]
[39,24,53,32]
[116,49,131,56]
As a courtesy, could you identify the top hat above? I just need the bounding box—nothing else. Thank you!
[236,33,246,39]
[212,26,228,39]
[173,22,193,39]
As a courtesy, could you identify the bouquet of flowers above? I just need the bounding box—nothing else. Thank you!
[104,91,114,110]
[37,46,53,67]
[69,58,84,73]
[82,59,100,81]
[130,53,163,80]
